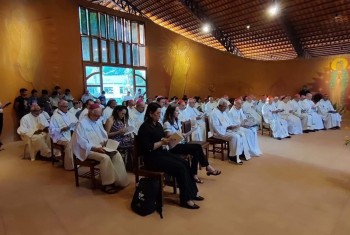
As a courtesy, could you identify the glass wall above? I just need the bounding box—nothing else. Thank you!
[79,7,147,102]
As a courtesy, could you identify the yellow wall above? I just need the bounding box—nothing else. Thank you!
[0,0,349,142]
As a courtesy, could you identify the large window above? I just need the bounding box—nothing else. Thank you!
[79,7,147,101]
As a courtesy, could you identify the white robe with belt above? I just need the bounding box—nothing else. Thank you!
[300,99,324,130]
[71,115,129,187]
[317,99,341,129]
[288,100,311,131]
[184,106,206,141]
[228,107,262,156]
[262,104,289,139]
[49,110,78,170]
[17,113,51,160]
[277,102,303,135]
[210,108,250,162]
[242,101,262,125]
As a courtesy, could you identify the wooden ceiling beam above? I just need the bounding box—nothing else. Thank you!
[178,0,242,56]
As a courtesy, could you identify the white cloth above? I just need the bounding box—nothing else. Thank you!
[159,106,167,124]
[204,102,217,116]
[102,106,113,124]
[317,99,341,129]
[242,101,262,125]
[81,94,94,103]
[17,113,51,160]
[300,99,324,130]
[71,115,129,187]
[255,101,265,116]
[78,108,89,121]
[69,107,81,116]
[49,110,78,170]
[277,102,303,135]
[210,108,250,162]
[288,100,311,130]
[262,104,289,139]
[184,106,206,141]
[129,109,145,135]
[228,107,262,156]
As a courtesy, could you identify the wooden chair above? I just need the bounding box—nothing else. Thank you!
[182,120,209,169]
[50,138,65,167]
[204,117,229,161]
[133,137,176,204]
[73,154,100,189]
[261,116,272,137]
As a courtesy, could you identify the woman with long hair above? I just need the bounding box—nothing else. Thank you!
[163,104,221,183]
[105,105,133,148]
[138,103,203,209]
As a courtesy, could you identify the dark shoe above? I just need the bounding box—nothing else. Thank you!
[303,130,309,133]
[194,178,204,184]
[240,153,249,161]
[102,185,118,194]
[229,156,243,165]
[180,202,200,209]
[193,196,205,201]
[285,136,291,138]
[275,137,282,140]
[206,170,221,176]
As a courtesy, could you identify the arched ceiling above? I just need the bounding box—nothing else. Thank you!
[88,0,350,61]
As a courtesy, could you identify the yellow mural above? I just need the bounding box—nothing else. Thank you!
[163,40,191,97]
[329,58,349,108]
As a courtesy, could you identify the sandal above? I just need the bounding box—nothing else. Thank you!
[194,177,204,184]
[206,170,221,176]
[102,185,118,194]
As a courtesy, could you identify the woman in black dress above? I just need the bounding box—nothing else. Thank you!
[138,103,203,209]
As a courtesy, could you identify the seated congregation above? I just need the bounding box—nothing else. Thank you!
[13,86,342,210]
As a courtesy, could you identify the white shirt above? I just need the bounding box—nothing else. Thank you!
[102,106,113,124]
[210,108,232,136]
[129,109,145,134]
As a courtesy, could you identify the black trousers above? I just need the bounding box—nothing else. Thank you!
[170,143,209,176]
[145,151,198,204]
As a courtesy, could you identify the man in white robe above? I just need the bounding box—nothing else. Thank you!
[129,99,146,134]
[242,96,262,125]
[210,99,251,164]
[255,95,267,116]
[102,99,116,124]
[300,93,324,130]
[185,98,206,141]
[228,99,262,157]
[79,99,95,121]
[288,94,313,132]
[17,104,51,160]
[156,96,167,123]
[177,100,188,123]
[262,98,290,140]
[49,100,78,170]
[277,96,303,135]
[204,96,217,116]
[71,104,129,193]
[317,94,341,129]
[69,101,81,116]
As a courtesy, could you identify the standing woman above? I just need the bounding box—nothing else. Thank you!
[105,105,133,148]
[138,103,203,209]
[163,104,221,183]
[0,101,10,150]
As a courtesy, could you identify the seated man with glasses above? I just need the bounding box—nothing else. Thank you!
[49,100,78,170]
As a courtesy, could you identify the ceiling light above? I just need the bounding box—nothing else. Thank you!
[246,25,250,30]
[201,23,212,33]
[267,2,280,17]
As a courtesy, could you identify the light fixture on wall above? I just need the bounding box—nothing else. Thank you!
[201,23,212,33]
[246,25,251,30]
[267,0,280,17]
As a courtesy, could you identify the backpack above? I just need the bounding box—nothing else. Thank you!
[131,178,163,219]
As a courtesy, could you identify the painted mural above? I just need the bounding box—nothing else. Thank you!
[311,57,350,113]
[162,38,191,97]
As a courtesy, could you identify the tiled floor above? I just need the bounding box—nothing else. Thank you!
[0,121,350,235]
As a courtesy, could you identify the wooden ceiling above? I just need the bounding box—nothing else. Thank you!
[88,0,350,61]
